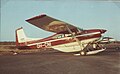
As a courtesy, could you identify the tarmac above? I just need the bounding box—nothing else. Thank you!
[0,45,120,74]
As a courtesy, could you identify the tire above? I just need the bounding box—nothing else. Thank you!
[80,50,86,56]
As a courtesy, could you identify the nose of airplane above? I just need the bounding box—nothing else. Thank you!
[100,29,107,33]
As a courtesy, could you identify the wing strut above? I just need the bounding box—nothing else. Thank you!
[66,25,84,50]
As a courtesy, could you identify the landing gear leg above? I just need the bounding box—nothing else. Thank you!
[93,43,104,50]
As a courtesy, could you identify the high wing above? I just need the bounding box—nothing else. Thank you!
[26,14,83,33]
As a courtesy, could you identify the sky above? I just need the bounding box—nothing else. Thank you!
[1,0,120,41]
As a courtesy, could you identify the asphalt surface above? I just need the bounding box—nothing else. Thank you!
[0,48,120,74]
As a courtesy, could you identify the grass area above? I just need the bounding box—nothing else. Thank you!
[0,45,43,55]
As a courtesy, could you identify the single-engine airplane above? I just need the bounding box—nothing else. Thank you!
[16,14,107,55]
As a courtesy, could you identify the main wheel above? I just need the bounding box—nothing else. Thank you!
[80,50,86,56]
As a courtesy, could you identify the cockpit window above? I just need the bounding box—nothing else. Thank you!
[65,34,72,37]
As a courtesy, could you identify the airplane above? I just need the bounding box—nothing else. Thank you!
[100,37,116,43]
[15,14,107,56]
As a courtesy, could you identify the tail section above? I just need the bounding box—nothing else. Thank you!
[15,27,41,49]
[15,27,27,47]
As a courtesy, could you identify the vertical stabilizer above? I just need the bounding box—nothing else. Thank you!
[15,27,27,46]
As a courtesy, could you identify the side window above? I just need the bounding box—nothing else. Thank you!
[53,34,64,39]
[57,34,64,39]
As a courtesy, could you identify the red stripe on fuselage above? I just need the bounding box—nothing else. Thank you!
[51,33,101,46]
[18,33,101,49]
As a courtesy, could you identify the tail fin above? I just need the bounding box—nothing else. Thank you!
[15,27,27,47]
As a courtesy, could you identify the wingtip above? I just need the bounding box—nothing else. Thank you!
[26,14,47,21]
